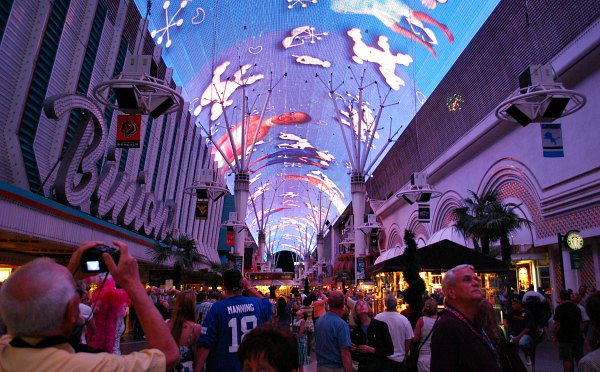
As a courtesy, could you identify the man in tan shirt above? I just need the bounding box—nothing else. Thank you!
[0,241,180,371]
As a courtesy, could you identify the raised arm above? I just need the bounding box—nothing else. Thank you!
[241,278,265,299]
[103,241,180,370]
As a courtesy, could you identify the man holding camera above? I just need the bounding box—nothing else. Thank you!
[0,241,180,371]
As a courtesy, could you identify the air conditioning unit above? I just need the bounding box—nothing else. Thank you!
[198,169,217,184]
[519,65,554,91]
[123,55,158,77]
[411,172,428,187]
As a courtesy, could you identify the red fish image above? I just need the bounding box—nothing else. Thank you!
[213,111,311,167]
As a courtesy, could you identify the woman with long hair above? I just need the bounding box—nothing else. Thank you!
[412,298,439,372]
[167,290,200,372]
[350,300,394,372]
[477,299,502,347]
[477,298,526,372]
[275,296,292,330]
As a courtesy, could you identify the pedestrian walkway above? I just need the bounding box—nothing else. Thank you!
[120,334,566,371]
[301,339,564,372]
[529,338,563,372]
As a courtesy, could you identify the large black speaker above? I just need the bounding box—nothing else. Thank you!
[401,194,414,205]
[417,192,432,203]
[114,87,139,110]
[150,96,175,119]
[543,97,570,118]
[196,189,209,199]
[506,104,533,127]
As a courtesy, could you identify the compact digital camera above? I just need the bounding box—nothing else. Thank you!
[80,245,120,273]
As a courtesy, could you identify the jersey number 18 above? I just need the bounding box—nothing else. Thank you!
[228,315,258,352]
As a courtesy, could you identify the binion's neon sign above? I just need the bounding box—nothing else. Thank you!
[43,94,175,240]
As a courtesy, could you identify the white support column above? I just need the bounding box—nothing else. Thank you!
[234,171,250,269]
[317,233,324,277]
[351,173,366,284]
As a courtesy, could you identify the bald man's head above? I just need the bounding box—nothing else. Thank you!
[0,258,77,337]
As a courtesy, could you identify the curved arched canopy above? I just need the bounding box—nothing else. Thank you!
[135,0,500,255]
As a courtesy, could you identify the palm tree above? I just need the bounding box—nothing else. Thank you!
[452,189,532,262]
[487,201,533,262]
[452,190,502,255]
[333,270,353,290]
[147,233,212,288]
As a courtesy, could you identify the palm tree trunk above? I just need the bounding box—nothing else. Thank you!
[481,236,490,255]
[500,233,512,262]
[174,264,182,290]
[472,238,481,253]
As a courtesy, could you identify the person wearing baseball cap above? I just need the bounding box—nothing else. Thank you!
[195,269,273,372]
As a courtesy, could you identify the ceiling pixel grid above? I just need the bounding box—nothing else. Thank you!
[135,0,500,256]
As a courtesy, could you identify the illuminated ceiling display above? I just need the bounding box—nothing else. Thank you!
[136,0,499,256]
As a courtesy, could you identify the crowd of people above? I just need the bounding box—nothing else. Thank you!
[1,243,600,372]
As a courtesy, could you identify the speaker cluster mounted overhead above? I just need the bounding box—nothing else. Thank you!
[495,64,587,127]
[184,169,229,201]
[93,55,184,119]
[396,172,442,206]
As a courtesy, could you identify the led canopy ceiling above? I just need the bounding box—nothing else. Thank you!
[135,0,500,258]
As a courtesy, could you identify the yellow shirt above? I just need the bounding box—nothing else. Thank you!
[0,335,166,372]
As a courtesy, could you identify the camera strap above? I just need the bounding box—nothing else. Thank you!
[87,272,110,323]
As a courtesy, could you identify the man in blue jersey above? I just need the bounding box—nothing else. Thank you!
[195,269,273,372]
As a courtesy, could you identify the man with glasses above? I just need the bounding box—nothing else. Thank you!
[430,264,501,372]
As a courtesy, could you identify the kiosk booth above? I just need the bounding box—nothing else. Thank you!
[368,239,509,313]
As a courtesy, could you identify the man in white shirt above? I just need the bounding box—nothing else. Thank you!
[522,284,546,303]
[375,294,414,370]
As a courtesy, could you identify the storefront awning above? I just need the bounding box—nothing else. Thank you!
[250,279,296,287]
[373,246,405,265]
[368,239,509,275]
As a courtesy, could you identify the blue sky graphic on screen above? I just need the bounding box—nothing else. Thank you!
[134,0,500,258]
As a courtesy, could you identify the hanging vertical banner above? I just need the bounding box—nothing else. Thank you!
[233,255,243,272]
[418,204,430,223]
[195,200,209,219]
[356,257,365,280]
[226,227,235,246]
[541,123,564,157]
[116,114,142,148]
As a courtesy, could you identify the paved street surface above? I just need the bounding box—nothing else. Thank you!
[121,334,569,371]
[303,339,565,372]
